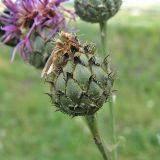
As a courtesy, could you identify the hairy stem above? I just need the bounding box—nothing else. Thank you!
[99,21,118,160]
[85,115,111,160]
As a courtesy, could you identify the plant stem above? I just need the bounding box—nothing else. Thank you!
[109,97,117,160]
[99,21,118,160]
[99,21,107,57]
[85,115,111,160]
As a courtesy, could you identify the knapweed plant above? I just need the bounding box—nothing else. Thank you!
[75,1,122,159]
[0,0,122,160]
[0,0,75,66]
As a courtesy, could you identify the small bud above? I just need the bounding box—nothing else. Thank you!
[28,32,55,69]
[74,0,122,23]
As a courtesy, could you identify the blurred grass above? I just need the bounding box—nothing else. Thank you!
[0,10,160,160]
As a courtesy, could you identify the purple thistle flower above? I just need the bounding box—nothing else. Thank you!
[0,0,76,62]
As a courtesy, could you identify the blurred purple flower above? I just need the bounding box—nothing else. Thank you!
[0,0,76,62]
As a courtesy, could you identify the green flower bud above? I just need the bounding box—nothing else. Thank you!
[74,0,122,23]
[29,32,55,69]
[42,32,114,116]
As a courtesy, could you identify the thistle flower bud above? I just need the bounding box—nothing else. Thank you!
[28,32,55,69]
[42,32,114,116]
[74,0,122,23]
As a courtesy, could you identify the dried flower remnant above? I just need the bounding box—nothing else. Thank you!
[0,0,76,62]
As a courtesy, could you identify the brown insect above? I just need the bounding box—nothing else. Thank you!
[41,32,81,78]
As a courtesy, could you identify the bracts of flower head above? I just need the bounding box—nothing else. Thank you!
[0,0,76,67]
[42,32,115,117]
[74,0,122,23]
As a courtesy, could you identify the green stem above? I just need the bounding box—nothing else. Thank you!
[99,21,118,160]
[85,115,111,160]
[99,21,107,56]
[109,97,117,160]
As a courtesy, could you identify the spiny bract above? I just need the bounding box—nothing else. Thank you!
[74,0,122,23]
[43,32,114,116]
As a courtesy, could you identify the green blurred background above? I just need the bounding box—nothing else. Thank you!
[0,2,160,160]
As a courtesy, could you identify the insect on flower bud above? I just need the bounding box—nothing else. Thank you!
[42,32,115,116]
